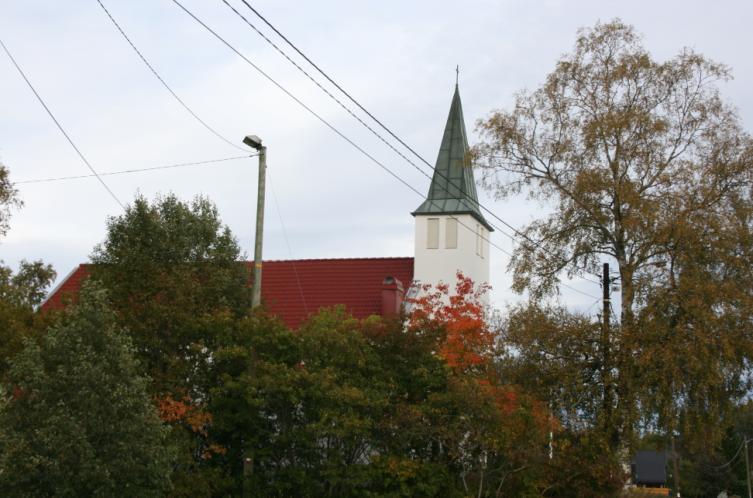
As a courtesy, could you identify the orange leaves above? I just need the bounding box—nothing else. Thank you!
[156,394,226,460]
[405,273,556,441]
[495,385,519,415]
[407,272,494,374]
[156,394,212,436]
[201,443,227,460]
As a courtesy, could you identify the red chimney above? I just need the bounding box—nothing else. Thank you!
[381,276,405,317]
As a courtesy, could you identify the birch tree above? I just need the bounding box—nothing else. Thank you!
[474,20,753,451]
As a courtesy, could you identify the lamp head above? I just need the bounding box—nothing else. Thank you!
[243,135,263,150]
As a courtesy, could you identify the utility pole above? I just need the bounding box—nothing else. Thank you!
[671,433,681,498]
[602,263,610,339]
[602,262,613,445]
[244,135,266,309]
[601,263,612,336]
[548,392,554,460]
[243,456,253,497]
[745,437,752,498]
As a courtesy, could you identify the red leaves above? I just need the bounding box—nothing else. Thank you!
[406,273,554,433]
[407,272,494,374]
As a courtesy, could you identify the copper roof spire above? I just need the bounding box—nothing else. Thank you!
[412,83,492,231]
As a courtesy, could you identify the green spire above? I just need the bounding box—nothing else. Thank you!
[412,84,493,231]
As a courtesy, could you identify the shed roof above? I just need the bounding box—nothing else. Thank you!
[632,450,667,486]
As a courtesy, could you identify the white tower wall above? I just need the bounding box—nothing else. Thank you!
[413,214,490,292]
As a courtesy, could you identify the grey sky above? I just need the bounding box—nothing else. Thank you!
[2,0,752,311]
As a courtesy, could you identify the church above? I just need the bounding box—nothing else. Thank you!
[40,85,492,328]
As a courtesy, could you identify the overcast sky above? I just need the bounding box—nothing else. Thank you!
[2,0,752,311]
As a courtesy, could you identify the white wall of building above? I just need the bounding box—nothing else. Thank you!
[413,214,490,294]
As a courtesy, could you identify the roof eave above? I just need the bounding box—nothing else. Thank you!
[411,209,494,232]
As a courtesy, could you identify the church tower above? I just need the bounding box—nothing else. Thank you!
[412,84,493,292]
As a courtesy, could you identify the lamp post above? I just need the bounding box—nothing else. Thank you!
[244,134,266,309]
[745,437,752,498]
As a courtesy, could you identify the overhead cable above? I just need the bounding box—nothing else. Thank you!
[223,0,601,286]
[96,0,246,152]
[705,438,749,472]
[15,155,254,184]
[267,166,309,315]
[222,0,521,243]
[0,37,125,209]
[170,0,600,300]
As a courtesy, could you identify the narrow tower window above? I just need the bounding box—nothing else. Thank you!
[427,218,439,249]
[446,218,458,249]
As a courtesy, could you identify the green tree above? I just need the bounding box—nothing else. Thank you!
[0,162,21,239]
[635,206,753,454]
[474,19,753,453]
[0,163,56,380]
[90,193,250,396]
[0,283,171,497]
[89,193,251,494]
[210,278,550,496]
[211,309,397,497]
[0,260,56,378]
[499,304,625,496]
[405,274,551,496]
[671,401,753,497]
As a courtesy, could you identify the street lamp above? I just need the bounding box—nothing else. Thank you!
[243,135,263,150]
[244,135,266,308]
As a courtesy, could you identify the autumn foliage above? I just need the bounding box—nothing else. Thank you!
[156,394,226,461]
[3,17,753,496]
[406,273,544,420]
[157,395,211,434]
[407,271,494,374]
[404,273,552,493]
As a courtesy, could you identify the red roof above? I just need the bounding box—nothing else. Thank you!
[42,264,94,311]
[41,258,415,329]
[258,258,414,328]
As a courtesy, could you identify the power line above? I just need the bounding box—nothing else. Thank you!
[170,1,507,257]
[562,279,600,300]
[95,0,245,153]
[228,3,553,252]
[170,0,599,300]
[219,2,444,196]
[170,2,504,252]
[222,0,517,241]
[585,297,603,315]
[267,166,309,315]
[93,1,522,302]
[170,0,419,197]
[223,0,601,287]
[14,154,254,185]
[0,37,125,209]
[706,438,750,472]
[100,0,595,301]
[609,302,620,323]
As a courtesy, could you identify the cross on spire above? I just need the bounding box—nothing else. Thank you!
[455,65,459,86]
